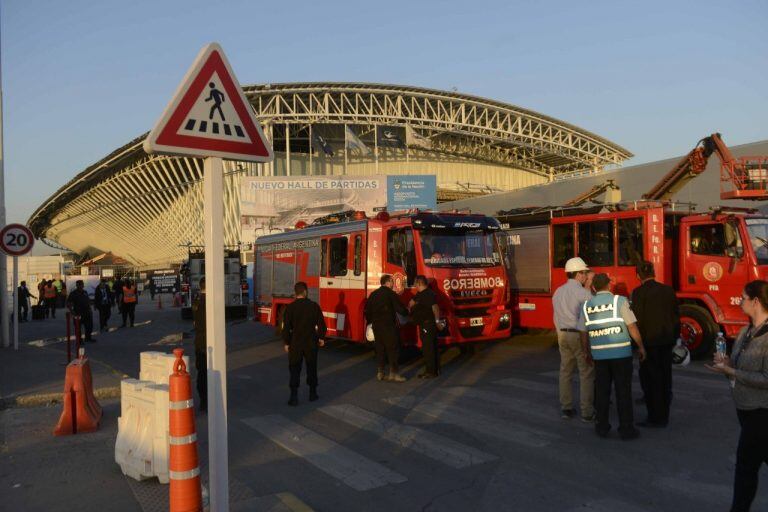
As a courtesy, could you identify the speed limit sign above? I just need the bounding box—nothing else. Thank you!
[0,224,35,256]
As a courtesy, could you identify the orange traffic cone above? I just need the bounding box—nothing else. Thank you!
[169,348,202,512]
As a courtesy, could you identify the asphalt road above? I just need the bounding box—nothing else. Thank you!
[2,303,767,511]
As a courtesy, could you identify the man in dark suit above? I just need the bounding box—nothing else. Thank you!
[66,280,94,343]
[94,279,113,331]
[282,281,326,406]
[364,274,409,382]
[630,260,680,427]
[409,275,441,379]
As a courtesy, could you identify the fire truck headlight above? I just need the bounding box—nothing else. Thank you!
[499,313,510,328]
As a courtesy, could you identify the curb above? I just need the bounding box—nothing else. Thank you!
[1,386,121,410]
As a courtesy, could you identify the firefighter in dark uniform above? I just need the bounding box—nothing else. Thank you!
[282,281,326,406]
[192,277,207,413]
[365,274,409,382]
[66,280,94,343]
[409,275,441,378]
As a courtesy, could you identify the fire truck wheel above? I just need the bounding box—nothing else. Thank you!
[679,304,717,359]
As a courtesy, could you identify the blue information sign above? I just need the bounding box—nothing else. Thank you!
[387,175,437,210]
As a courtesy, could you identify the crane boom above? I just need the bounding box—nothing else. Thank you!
[564,180,620,206]
[643,135,715,200]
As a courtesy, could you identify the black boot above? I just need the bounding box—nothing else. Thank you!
[309,387,319,402]
[288,389,298,406]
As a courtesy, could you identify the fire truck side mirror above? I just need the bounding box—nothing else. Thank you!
[725,246,743,259]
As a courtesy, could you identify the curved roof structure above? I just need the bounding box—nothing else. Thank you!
[28,82,632,267]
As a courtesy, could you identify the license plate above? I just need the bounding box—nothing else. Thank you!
[470,317,484,326]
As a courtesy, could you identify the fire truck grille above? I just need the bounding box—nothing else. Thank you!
[452,297,491,305]
[451,289,493,306]
[451,289,492,299]
[453,307,489,318]
[460,326,485,338]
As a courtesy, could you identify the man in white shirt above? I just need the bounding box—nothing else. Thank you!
[552,257,595,421]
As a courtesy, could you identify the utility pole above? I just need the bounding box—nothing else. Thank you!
[0,6,10,348]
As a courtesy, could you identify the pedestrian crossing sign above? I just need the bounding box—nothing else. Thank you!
[144,42,274,163]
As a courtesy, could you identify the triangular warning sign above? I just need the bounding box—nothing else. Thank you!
[144,43,274,163]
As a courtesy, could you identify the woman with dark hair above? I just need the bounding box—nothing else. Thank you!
[707,280,768,511]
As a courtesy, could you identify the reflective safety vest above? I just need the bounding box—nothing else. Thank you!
[123,286,137,303]
[582,292,632,360]
[44,285,57,299]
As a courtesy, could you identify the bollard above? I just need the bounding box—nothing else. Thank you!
[74,317,82,358]
[66,312,72,363]
[169,348,202,512]
[157,295,163,310]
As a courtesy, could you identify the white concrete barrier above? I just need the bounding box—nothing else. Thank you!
[139,351,189,385]
[115,379,171,484]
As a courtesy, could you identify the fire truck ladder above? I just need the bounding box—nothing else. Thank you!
[564,179,620,206]
[643,137,713,201]
[644,133,768,201]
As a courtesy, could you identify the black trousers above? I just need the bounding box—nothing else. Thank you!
[18,301,29,322]
[731,408,768,512]
[97,305,111,329]
[373,322,399,372]
[639,344,673,424]
[76,313,93,342]
[289,346,318,390]
[595,356,634,435]
[46,298,57,318]
[420,322,439,375]
[195,346,207,411]
[121,303,136,326]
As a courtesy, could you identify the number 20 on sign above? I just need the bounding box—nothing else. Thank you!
[0,224,35,351]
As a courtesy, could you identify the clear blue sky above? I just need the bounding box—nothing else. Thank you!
[3,0,767,229]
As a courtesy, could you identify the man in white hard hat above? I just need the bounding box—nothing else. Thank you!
[552,257,595,421]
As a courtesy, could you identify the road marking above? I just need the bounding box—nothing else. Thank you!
[385,395,557,448]
[319,404,497,468]
[494,376,556,394]
[436,386,572,425]
[538,369,716,400]
[241,414,407,491]
[670,374,731,391]
[567,498,654,512]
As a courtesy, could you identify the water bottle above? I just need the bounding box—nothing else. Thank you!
[715,332,727,358]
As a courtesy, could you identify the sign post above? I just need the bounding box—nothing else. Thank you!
[144,42,273,511]
[0,223,35,350]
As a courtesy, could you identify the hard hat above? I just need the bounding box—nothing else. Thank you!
[365,323,375,342]
[672,343,690,366]
[565,257,589,273]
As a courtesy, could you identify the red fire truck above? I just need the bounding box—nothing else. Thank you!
[254,210,512,347]
[498,203,768,358]
[497,133,768,359]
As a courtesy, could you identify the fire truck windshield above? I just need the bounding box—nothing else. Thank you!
[746,218,768,265]
[419,231,501,267]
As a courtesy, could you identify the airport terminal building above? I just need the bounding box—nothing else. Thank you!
[27,82,634,267]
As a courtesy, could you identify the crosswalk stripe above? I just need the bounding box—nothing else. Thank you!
[537,370,718,399]
[319,404,497,469]
[385,395,556,448]
[494,377,556,394]
[436,387,573,426]
[567,498,654,512]
[242,414,407,491]
[670,374,731,390]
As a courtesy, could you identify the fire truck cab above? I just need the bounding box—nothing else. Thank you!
[499,204,768,358]
[254,211,512,347]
